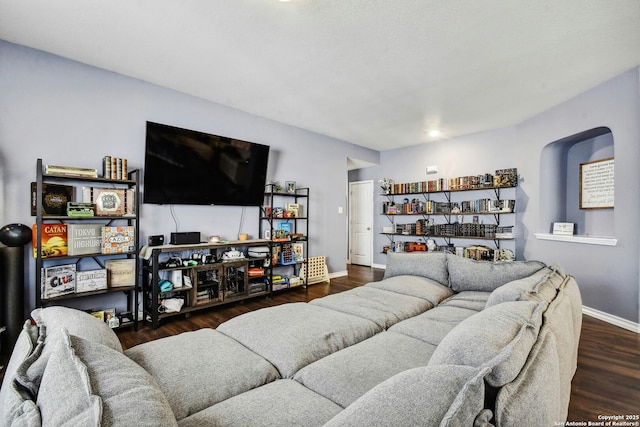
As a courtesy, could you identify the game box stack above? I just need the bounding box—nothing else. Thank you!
[101,226,136,254]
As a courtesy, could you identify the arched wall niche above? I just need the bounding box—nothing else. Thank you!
[539,126,614,237]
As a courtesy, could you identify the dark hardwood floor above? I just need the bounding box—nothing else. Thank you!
[117,265,640,423]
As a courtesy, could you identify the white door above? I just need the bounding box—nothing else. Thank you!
[349,180,373,266]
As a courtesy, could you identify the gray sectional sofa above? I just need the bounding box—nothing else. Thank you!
[0,252,582,426]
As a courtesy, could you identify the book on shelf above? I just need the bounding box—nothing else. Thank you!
[388,169,518,193]
[101,226,135,254]
[67,223,103,256]
[102,156,128,180]
[32,223,67,258]
[30,182,74,216]
[45,164,98,178]
[495,226,514,239]
[494,168,518,187]
[292,242,304,262]
[41,263,76,298]
[76,269,108,293]
[105,258,136,287]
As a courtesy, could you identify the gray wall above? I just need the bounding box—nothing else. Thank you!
[356,126,518,266]
[0,40,379,314]
[2,39,638,325]
[355,68,640,324]
[516,68,640,324]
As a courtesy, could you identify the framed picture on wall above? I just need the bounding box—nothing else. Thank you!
[579,157,614,209]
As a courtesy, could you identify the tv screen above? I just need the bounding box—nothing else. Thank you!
[143,122,270,206]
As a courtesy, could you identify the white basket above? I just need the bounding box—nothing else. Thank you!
[300,256,330,284]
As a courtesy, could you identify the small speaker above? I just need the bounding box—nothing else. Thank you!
[170,232,201,245]
[148,235,164,246]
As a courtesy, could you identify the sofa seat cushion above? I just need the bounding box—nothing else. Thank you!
[125,329,280,421]
[178,380,342,427]
[31,306,123,352]
[446,253,546,292]
[389,305,480,346]
[323,365,491,427]
[37,329,177,427]
[486,265,566,308]
[364,275,454,305]
[217,303,381,378]
[309,286,433,329]
[428,300,543,387]
[439,291,491,312]
[294,332,437,408]
[383,252,449,286]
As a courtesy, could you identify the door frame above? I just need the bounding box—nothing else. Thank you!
[348,179,374,266]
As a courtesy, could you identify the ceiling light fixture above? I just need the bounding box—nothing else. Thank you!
[428,129,442,138]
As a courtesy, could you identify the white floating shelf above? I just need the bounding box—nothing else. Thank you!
[534,233,617,246]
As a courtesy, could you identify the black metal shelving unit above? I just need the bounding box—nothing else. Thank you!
[33,158,140,330]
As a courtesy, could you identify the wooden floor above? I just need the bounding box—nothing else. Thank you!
[117,265,640,423]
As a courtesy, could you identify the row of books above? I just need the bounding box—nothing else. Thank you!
[32,223,136,258]
[102,156,128,180]
[383,243,514,261]
[32,183,135,217]
[385,168,518,194]
[459,199,515,213]
[387,222,514,239]
[382,199,516,215]
[41,259,135,299]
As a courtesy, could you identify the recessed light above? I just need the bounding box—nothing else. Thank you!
[428,129,442,138]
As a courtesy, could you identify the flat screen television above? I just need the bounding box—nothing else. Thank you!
[143,121,270,206]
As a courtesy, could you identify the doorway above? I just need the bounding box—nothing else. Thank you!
[348,180,374,266]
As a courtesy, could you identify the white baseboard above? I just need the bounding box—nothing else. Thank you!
[372,263,386,269]
[582,305,640,334]
[329,270,348,279]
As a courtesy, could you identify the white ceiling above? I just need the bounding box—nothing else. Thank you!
[1,1,639,151]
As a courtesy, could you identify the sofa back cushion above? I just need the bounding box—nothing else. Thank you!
[486,265,566,308]
[36,330,102,426]
[494,328,562,425]
[384,252,449,286]
[31,306,123,352]
[0,321,43,427]
[428,300,543,387]
[36,329,178,426]
[323,365,491,427]
[446,254,545,292]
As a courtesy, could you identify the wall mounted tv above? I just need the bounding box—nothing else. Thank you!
[143,121,270,206]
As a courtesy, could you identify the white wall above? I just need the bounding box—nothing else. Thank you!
[0,40,379,314]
